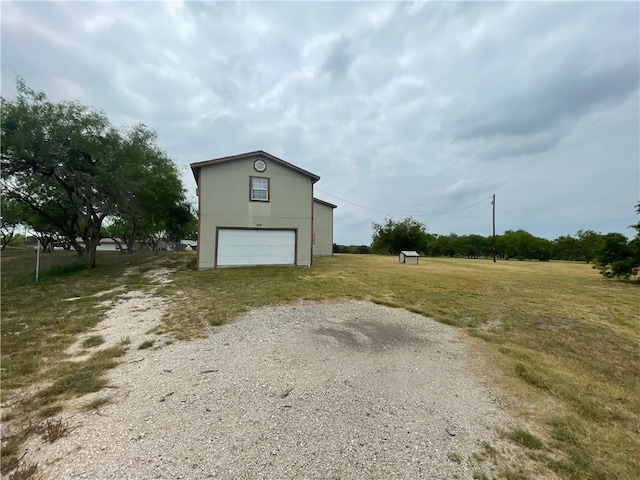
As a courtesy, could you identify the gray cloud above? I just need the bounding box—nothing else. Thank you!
[2,1,638,243]
[450,64,638,142]
[321,37,355,80]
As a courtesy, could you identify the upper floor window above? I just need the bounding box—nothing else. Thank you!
[250,176,269,202]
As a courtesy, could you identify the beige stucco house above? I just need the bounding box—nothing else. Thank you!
[191,150,336,269]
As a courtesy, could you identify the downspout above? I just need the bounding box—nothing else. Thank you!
[310,181,314,267]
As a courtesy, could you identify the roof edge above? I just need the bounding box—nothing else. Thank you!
[313,197,337,209]
[190,150,321,183]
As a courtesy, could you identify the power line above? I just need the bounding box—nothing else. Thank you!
[314,187,494,218]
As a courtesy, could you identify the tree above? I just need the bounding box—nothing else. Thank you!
[1,78,186,268]
[576,229,603,263]
[552,234,582,261]
[502,229,551,261]
[371,217,430,255]
[106,125,187,252]
[165,202,197,246]
[1,194,22,250]
[593,204,640,279]
[434,233,458,257]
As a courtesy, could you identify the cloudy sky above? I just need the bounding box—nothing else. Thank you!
[2,1,639,244]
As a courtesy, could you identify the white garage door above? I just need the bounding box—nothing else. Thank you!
[217,229,296,267]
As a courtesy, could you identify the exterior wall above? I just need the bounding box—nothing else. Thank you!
[399,253,419,264]
[96,242,118,252]
[312,201,334,257]
[197,155,314,269]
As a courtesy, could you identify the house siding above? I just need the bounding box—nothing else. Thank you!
[197,156,314,269]
[313,200,334,257]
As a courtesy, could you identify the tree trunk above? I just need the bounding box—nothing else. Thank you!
[87,243,98,269]
[82,213,104,269]
[85,233,101,269]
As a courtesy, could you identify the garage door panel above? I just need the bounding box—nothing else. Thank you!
[217,229,296,266]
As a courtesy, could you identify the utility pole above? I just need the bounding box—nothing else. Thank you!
[492,194,496,263]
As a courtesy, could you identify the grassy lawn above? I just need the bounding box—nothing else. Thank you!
[1,251,638,479]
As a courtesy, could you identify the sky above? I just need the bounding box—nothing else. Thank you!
[2,1,639,245]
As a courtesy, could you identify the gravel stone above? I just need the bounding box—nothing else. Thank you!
[27,300,509,479]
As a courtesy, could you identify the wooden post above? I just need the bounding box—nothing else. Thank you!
[35,243,41,282]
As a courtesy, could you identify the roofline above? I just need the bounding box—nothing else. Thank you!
[313,197,337,209]
[190,150,321,184]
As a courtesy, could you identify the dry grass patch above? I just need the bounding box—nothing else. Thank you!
[2,252,638,479]
[160,254,639,479]
[0,250,167,477]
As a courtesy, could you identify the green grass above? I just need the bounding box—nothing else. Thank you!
[81,396,114,412]
[81,335,105,348]
[37,404,64,418]
[137,340,155,350]
[505,429,544,450]
[2,251,639,479]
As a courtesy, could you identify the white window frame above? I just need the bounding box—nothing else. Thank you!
[250,176,269,202]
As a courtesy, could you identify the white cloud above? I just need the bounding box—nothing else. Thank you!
[2,1,638,243]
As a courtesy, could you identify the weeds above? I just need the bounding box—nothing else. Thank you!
[37,345,126,400]
[37,418,69,443]
[38,404,63,418]
[7,461,38,480]
[137,340,155,350]
[81,335,105,348]
[506,429,544,450]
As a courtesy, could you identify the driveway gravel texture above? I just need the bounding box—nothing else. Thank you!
[26,297,512,479]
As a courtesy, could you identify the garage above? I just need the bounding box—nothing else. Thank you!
[216,228,297,267]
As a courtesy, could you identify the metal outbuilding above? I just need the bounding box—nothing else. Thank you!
[399,251,420,265]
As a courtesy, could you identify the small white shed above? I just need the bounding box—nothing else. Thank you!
[399,250,420,265]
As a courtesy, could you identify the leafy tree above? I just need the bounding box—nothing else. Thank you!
[435,233,458,257]
[356,245,371,254]
[2,78,118,267]
[594,204,640,279]
[502,229,551,261]
[456,234,491,258]
[371,217,430,255]
[1,194,22,250]
[1,78,186,268]
[106,125,187,252]
[165,202,197,246]
[552,235,582,261]
[576,229,603,263]
[631,202,640,235]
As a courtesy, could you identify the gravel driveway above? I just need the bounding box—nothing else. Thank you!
[29,300,508,479]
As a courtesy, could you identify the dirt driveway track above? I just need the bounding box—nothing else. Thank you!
[30,300,508,479]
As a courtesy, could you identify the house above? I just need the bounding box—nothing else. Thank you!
[399,250,420,265]
[180,240,198,251]
[312,198,337,257]
[190,150,336,269]
[76,237,122,252]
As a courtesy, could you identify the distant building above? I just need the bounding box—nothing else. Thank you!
[399,250,420,265]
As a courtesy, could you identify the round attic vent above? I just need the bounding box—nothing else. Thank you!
[254,159,267,172]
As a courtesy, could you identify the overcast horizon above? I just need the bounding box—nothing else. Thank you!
[2,1,639,245]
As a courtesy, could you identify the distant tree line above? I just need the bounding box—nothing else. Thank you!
[333,244,371,254]
[334,206,640,280]
[1,78,196,268]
